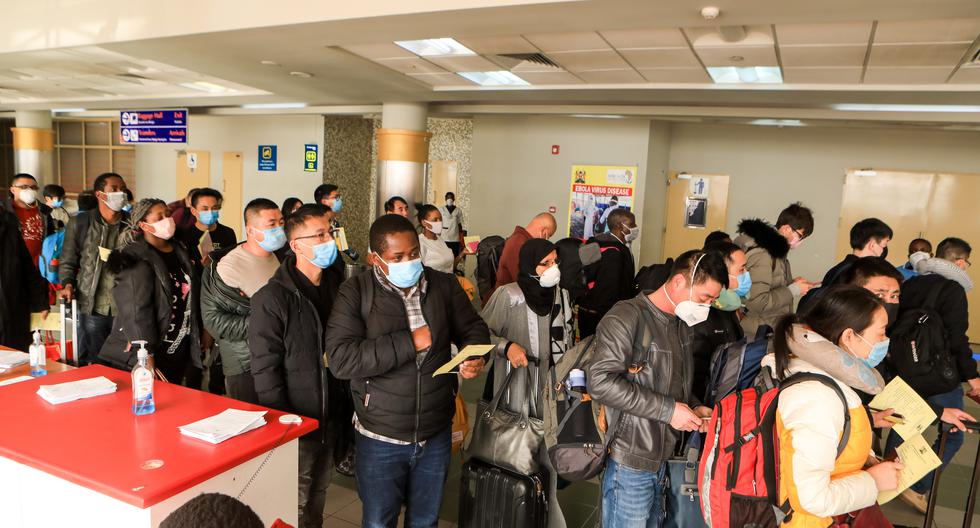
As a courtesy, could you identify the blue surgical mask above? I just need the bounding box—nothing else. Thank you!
[255,226,286,252]
[331,197,343,213]
[856,333,889,368]
[199,210,219,226]
[733,271,752,297]
[51,200,64,208]
[377,255,423,288]
[302,240,338,269]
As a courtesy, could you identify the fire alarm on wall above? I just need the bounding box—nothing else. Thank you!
[551,145,560,155]
[548,206,557,214]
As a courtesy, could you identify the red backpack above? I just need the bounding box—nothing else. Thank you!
[698,368,852,527]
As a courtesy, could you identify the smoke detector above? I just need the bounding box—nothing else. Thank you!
[701,6,720,20]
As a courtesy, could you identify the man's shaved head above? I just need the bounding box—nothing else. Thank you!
[527,213,557,240]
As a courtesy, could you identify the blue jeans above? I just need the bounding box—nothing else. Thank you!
[355,427,451,528]
[78,313,113,366]
[885,386,964,494]
[602,458,669,528]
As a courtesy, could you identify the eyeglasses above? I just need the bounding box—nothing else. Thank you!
[793,228,807,241]
[295,232,333,243]
[960,258,972,269]
[538,258,560,268]
[12,184,39,190]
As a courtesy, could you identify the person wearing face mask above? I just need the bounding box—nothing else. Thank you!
[0,192,50,351]
[99,199,201,384]
[7,173,58,268]
[798,218,892,314]
[201,198,284,403]
[764,285,904,527]
[325,214,490,528]
[588,250,726,527]
[42,184,70,228]
[439,191,465,258]
[489,212,558,302]
[416,204,454,274]
[59,172,131,366]
[249,204,346,528]
[897,238,932,280]
[175,188,238,267]
[480,238,574,526]
[734,202,818,336]
[578,208,639,338]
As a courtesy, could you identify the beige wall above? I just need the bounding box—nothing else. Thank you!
[469,115,651,262]
[667,122,980,280]
[135,115,325,210]
[640,120,671,266]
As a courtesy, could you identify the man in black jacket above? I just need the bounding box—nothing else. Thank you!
[0,200,49,350]
[250,204,345,528]
[579,208,638,337]
[325,214,490,528]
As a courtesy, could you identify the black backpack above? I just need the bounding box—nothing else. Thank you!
[635,258,674,292]
[885,281,959,397]
[476,235,505,300]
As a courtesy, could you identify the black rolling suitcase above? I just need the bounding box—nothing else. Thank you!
[923,421,980,528]
[459,458,547,528]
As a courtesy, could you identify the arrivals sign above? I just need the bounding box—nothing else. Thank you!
[119,109,188,143]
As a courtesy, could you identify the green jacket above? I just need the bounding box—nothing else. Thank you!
[201,245,252,376]
[58,210,130,315]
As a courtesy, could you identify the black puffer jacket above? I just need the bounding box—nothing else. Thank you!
[0,202,49,350]
[99,239,201,370]
[200,244,252,376]
[325,267,491,443]
[249,257,345,437]
[580,232,638,315]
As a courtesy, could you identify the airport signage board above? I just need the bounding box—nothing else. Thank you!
[119,109,188,143]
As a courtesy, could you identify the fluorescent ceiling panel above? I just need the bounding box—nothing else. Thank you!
[707,66,783,83]
[457,71,529,86]
[394,38,475,56]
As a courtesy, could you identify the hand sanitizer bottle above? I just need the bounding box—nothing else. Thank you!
[131,341,155,415]
[29,330,46,377]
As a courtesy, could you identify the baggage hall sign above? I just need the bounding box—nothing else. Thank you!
[119,109,188,143]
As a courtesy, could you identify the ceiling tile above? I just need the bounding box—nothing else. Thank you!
[454,35,538,55]
[637,68,710,83]
[576,69,646,83]
[687,25,774,47]
[949,66,980,84]
[374,57,448,74]
[696,45,777,67]
[424,55,500,72]
[549,50,629,72]
[782,67,863,83]
[863,67,952,84]
[524,32,609,52]
[512,71,583,84]
[407,73,472,87]
[779,45,868,67]
[874,18,980,44]
[342,43,417,60]
[620,48,701,68]
[776,22,872,46]
[869,42,970,67]
[600,28,687,49]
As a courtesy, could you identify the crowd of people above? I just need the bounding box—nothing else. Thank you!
[1,171,977,528]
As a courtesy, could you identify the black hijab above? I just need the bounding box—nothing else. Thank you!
[518,238,557,317]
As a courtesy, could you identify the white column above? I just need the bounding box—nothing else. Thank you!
[376,103,429,218]
[12,110,55,186]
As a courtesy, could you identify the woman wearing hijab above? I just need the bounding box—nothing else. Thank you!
[480,238,574,528]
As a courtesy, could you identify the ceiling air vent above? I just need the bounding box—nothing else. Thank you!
[493,53,561,70]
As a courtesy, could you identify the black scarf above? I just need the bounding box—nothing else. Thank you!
[518,238,557,317]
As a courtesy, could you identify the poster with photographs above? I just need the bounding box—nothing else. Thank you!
[685,197,708,228]
[568,165,637,240]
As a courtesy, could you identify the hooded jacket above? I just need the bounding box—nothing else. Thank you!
[734,218,795,335]
[0,202,49,350]
[200,244,253,376]
[99,239,201,370]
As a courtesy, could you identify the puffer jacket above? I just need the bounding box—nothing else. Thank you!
[201,244,252,376]
[58,210,130,314]
[99,239,201,370]
[735,218,795,336]
[766,326,880,527]
[587,292,700,472]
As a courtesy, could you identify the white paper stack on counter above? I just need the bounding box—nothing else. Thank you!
[0,349,30,370]
[37,376,118,404]
[178,409,268,444]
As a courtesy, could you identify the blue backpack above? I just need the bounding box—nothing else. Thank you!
[39,230,65,284]
[704,325,773,407]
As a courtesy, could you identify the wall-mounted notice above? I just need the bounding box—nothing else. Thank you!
[304,144,318,172]
[120,109,188,143]
[568,165,637,240]
[258,145,277,171]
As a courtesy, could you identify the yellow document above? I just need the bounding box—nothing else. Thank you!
[432,344,494,377]
[31,312,60,331]
[878,433,942,504]
[334,227,349,251]
[869,377,937,440]
[98,246,112,262]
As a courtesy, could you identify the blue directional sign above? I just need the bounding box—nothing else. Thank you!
[120,109,188,143]
[304,144,318,172]
[258,145,278,171]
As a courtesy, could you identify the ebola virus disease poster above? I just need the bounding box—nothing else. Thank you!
[568,165,637,240]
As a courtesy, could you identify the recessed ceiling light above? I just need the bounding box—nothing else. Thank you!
[749,119,804,127]
[854,169,878,177]
[289,71,313,78]
[260,60,280,66]
[707,66,782,84]
[457,71,529,86]
[570,114,625,119]
[394,38,475,57]
[832,104,980,113]
[179,81,230,93]
[51,108,85,113]
[241,102,308,109]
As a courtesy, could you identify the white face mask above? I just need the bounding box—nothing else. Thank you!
[664,254,711,326]
[537,264,561,288]
[18,188,37,205]
[446,199,454,207]
[425,220,443,235]
[102,191,127,212]
[624,225,640,243]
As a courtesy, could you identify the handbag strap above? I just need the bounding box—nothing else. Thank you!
[488,367,538,421]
